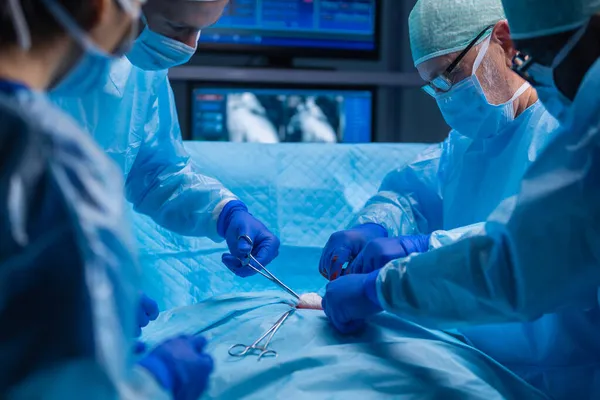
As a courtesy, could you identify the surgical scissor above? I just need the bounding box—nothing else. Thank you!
[228,308,295,360]
[238,235,301,300]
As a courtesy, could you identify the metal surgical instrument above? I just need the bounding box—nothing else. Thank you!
[228,308,295,361]
[238,235,301,300]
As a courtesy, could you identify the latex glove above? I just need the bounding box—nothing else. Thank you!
[138,335,214,400]
[347,235,430,275]
[322,271,383,334]
[319,224,387,280]
[218,201,280,277]
[135,293,159,337]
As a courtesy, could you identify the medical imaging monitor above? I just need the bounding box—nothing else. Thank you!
[190,86,373,143]
[198,0,380,59]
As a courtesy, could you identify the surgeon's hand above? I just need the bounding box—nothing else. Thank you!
[347,235,430,275]
[319,224,387,280]
[218,201,280,277]
[139,335,214,400]
[322,271,383,334]
[136,293,159,337]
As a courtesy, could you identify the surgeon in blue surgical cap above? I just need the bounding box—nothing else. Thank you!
[52,0,280,278]
[322,0,600,398]
[320,0,559,279]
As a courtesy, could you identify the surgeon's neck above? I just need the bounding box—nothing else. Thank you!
[514,86,539,118]
[0,40,71,91]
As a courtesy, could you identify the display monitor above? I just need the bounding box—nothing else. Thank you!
[190,86,373,143]
[199,0,379,59]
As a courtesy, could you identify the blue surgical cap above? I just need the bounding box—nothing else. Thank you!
[409,0,506,67]
[502,0,600,39]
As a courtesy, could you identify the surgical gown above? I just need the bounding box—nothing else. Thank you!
[352,100,559,238]
[374,64,600,399]
[51,58,237,241]
[0,88,167,399]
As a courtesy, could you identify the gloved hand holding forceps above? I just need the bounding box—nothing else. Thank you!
[218,200,280,277]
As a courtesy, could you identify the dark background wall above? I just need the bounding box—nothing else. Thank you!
[170,0,450,143]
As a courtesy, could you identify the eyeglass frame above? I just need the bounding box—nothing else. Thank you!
[421,25,494,97]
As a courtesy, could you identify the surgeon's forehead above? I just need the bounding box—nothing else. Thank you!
[145,0,225,28]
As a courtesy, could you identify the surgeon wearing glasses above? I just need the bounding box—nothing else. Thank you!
[321,0,600,398]
[319,0,558,283]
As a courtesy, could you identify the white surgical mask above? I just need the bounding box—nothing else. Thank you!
[435,36,530,139]
[526,22,589,125]
[127,26,199,71]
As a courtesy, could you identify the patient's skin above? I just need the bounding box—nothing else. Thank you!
[297,293,323,310]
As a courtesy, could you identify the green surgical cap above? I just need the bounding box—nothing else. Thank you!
[501,0,600,39]
[409,0,506,66]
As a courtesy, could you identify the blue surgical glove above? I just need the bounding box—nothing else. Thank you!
[218,201,280,277]
[347,235,430,275]
[322,271,383,334]
[138,335,214,400]
[135,293,159,337]
[319,224,387,280]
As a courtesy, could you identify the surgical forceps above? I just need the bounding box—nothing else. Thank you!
[228,308,295,361]
[238,235,300,300]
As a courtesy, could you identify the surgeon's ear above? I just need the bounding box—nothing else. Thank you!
[92,0,108,27]
[492,20,517,68]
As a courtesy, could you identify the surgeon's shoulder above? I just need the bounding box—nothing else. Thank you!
[0,96,49,176]
[0,94,131,247]
[34,96,107,154]
[99,55,164,97]
[0,97,73,248]
[14,93,126,200]
[530,101,561,134]
[407,131,461,167]
[33,101,133,247]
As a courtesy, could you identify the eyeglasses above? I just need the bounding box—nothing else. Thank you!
[422,25,494,97]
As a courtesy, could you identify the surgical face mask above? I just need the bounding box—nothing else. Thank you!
[434,36,530,139]
[126,26,199,71]
[526,22,589,125]
[40,0,139,96]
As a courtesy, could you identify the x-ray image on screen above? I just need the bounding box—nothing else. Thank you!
[284,95,339,143]
[192,87,372,143]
